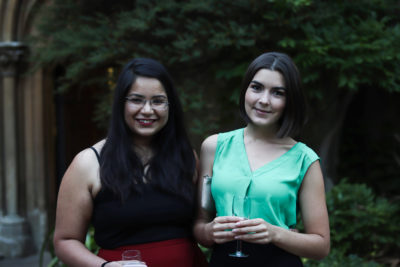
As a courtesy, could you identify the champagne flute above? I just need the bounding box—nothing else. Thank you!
[229,195,251,257]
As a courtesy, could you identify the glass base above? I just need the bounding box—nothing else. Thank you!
[229,251,249,258]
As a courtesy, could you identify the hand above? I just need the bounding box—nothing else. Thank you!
[205,216,244,244]
[232,218,277,244]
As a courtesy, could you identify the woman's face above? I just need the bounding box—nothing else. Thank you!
[244,69,286,130]
[124,76,169,143]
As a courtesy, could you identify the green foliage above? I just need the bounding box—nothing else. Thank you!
[29,0,400,144]
[303,250,383,267]
[199,244,212,262]
[286,1,400,96]
[298,179,400,265]
[326,179,400,258]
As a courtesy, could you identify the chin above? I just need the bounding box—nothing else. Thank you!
[134,129,159,137]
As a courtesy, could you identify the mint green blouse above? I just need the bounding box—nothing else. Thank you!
[211,128,319,229]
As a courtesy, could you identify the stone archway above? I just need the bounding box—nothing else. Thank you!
[0,0,57,258]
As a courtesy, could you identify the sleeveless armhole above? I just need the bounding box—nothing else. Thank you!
[213,129,241,160]
[90,146,100,163]
[299,143,320,182]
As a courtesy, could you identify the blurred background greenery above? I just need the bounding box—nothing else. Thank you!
[30,0,400,265]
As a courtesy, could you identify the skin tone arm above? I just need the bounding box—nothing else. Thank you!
[193,135,243,247]
[53,144,129,267]
[232,160,330,259]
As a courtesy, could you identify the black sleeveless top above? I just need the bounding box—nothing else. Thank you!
[90,147,195,249]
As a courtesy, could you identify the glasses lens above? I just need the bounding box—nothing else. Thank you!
[151,98,168,110]
[126,97,168,110]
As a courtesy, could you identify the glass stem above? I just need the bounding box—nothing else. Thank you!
[237,240,242,253]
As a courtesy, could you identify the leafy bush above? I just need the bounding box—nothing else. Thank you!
[303,250,382,267]
[326,179,400,259]
[300,179,400,266]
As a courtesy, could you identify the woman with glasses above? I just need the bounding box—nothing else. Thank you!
[194,52,330,266]
[53,58,207,267]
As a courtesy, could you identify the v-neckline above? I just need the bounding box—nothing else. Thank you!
[240,128,300,174]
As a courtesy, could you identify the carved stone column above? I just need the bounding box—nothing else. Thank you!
[0,41,34,258]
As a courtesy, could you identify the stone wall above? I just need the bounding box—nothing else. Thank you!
[0,0,55,258]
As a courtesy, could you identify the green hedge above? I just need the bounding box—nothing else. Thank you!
[303,179,400,266]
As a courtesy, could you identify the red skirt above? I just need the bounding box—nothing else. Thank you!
[98,238,208,267]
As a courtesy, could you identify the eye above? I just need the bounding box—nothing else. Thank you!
[126,97,144,104]
[250,83,263,92]
[272,88,286,97]
[151,97,168,106]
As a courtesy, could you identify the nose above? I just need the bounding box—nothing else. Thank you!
[258,91,270,105]
[140,100,154,113]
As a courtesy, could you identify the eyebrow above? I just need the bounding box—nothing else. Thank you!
[250,80,286,91]
[126,93,167,98]
[250,80,264,87]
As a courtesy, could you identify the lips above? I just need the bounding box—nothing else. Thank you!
[254,107,272,114]
[136,119,156,126]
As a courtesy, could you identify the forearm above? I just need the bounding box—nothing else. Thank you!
[55,239,106,267]
[272,226,330,260]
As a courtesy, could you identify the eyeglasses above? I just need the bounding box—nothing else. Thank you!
[125,96,169,111]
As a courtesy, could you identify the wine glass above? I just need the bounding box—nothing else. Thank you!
[121,250,146,266]
[229,195,251,258]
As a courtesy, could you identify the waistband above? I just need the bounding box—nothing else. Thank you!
[97,238,197,262]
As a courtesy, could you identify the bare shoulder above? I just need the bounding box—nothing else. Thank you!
[200,134,219,155]
[61,146,102,197]
[92,139,106,153]
[199,134,219,176]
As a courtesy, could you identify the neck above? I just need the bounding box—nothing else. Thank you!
[245,124,280,142]
[132,139,153,164]
[132,133,153,146]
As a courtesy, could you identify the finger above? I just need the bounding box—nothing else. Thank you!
[213,228,236,243]
[213,230,235,238]
[234,218,264,227]
[214,222,243,232]
[232,225,261,234]
[214,216,244,223]
[235,232,272,244]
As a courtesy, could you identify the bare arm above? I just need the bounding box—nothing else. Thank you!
[272,160,330,259]
[53,148,110,267]
[193,135,242,247]
[234,160,330,259]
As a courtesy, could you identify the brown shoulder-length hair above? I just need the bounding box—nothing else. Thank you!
[239,52,307,138]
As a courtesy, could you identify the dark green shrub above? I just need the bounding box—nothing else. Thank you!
[298,179,400,265]
[303,250,382,267]
[326,179,400,259]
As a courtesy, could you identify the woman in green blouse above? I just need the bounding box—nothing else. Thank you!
[194,52,330,266]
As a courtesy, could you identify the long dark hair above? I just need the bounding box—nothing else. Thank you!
[239,52,307,138]
[99,58,195,202]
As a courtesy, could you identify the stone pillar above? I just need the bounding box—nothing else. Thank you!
[0,41,35,258]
